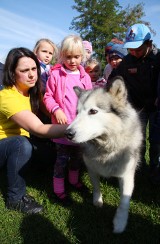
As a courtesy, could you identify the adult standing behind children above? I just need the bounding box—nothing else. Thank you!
[0,47,67,214]
[43,35,92,205]
[109,23,160,183]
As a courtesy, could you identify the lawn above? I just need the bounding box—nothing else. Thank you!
[0,148,160,243]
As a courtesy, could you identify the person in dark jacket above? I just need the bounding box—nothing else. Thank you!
[108,23,160,184]
[0,62,4,90]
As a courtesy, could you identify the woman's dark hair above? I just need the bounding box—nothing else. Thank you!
[2,47,42,114]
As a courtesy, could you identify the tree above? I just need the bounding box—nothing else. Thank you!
[70,0,153,65]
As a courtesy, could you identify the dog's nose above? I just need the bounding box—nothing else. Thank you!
[65,128,76,140]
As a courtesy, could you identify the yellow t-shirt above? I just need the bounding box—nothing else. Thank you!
[0,87,31,139]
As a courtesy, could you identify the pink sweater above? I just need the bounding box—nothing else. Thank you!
[43,64,92,144]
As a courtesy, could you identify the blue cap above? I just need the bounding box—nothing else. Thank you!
[123,23,151,49]
[109,44,128,59]
[105,42,115,55]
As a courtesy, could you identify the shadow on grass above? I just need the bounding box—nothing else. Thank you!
[133,169,160,205]
[66,196,160,243]
[20,214,69,244]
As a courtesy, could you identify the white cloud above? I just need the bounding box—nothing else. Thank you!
[0,8,70,62]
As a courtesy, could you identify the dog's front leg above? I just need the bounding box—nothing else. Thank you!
[113,171,135,233]
[87,168,103,207]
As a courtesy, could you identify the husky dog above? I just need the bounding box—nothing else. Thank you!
[65,76,143,233]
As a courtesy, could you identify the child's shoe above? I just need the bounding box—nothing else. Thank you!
[70,182,88,193]
[53,192,72,206]
[71,182,83,189]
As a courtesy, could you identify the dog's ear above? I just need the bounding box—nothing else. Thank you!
[107,76,128,103]
[73,86,84,97]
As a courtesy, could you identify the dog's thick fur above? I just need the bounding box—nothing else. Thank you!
[65,76,143,233]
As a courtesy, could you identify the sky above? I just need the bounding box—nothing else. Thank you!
[0,0,160,62]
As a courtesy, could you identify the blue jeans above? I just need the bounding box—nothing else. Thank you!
[0,136,32,202]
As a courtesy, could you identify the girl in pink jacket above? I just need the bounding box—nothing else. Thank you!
[43,35,92,205]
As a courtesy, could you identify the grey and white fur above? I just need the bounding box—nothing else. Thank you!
[65,76,143,233]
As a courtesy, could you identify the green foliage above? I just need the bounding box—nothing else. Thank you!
[70,0,153,66]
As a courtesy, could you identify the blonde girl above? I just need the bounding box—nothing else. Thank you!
[43,35,92,204]
[33,38,58,94]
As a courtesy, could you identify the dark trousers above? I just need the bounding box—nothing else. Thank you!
[54,143,82,178]
[139,109,158,167]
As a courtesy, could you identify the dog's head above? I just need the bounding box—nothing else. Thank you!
[65,76,132,143]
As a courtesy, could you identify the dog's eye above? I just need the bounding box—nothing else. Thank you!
[88,109,98,115]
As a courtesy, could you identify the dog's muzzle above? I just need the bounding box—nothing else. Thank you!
[65,128,76,140]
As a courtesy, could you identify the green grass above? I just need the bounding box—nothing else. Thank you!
[0,136,160,243]
[0,165,160,244]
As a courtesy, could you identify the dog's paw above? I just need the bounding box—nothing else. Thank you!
[113,223,126,234]
[93,192,103,207]
[113,207,128,233]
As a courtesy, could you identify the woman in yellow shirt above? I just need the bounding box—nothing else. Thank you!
[0,47,67,214]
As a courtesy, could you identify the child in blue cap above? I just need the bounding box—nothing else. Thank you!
[108,44,128,70]
[103,38,124,81]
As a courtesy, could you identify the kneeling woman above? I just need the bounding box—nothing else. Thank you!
[0,47,67,214]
